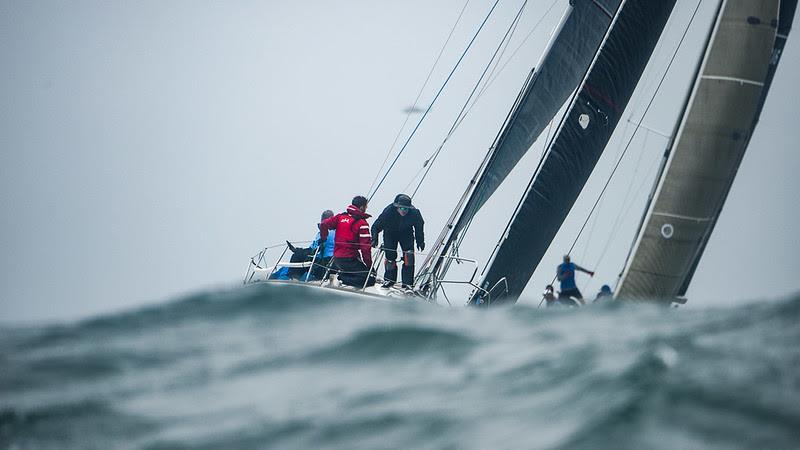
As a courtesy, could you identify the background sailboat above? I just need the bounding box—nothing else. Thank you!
[616,0,797,303]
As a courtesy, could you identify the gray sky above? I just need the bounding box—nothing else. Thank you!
[2,0,798,323]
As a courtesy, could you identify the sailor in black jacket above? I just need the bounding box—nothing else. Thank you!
[371,194,425,289]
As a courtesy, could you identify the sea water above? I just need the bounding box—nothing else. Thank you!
[1,283,799,449]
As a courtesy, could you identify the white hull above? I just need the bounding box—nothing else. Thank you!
[247,275,434,304]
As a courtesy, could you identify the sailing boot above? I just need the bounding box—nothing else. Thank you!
[382,259,398,288]
[401,250,415,290]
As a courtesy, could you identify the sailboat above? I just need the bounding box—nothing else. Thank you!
[245,0,795,308]
[244,0,631,300]
[615,0,797,304]
[423,0,795,307]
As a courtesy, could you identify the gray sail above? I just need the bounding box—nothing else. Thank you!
[616,0,795,301]
[474,0,679,305]
[420,0,621,284]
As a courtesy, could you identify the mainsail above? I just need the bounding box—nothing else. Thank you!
[616,0,797,301]
[420,0,622,285]
[475,0,679,304]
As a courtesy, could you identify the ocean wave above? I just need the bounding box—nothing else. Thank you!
[306,325,476,363]
[0,400,155,450]
[2,286,799,449]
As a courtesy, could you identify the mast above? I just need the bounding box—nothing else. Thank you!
[418,0,623,294]
[616,0,796,301]
[474,0,679,305]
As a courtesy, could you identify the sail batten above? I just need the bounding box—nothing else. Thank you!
[616,0,797,301]
[474,0,680,305]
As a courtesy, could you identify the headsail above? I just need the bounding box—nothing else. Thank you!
[420,0,622,287]
[616,0,796,301]
[475,0,679,304]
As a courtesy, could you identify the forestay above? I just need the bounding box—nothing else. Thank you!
[616,0,796,301]
[475,0,679,305]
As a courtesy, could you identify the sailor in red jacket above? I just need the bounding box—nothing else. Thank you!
[319,195,375,287]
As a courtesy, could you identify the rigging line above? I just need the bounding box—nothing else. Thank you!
[579,196,601,261]
[406,0,527,196]
[368,0,501,202]
[367,0,472,194]
[580,127,649,292]
[577,120,636,261]
[410,0,530,197]
[423,0,561,184]
[425,41,537,282]
[481,76,581,274]
[467,0,561,111]
[477,112,556,276]
[589,146,662,276]
[430,0,568,275]
[563,0,703,266]
[405,0,526,197]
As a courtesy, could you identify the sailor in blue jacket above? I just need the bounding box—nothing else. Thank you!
[557,255,594,304]
[310,210,336,258]
[308,210,336,279]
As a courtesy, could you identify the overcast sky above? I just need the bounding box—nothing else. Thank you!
[2,0,798,323]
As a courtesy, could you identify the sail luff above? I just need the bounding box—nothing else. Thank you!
[616,0,794,301]
[474,0,679,305]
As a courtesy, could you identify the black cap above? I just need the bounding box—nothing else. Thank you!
[352,196,368,208]
[393,194,414,209]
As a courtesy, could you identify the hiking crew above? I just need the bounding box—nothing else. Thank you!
[371,194,425,289]
[556,255,594,304]
[543,284,557,308]
[593,284,613,303]
[319,196,375,288]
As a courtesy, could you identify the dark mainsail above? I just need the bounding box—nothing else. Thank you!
[419,0,622,285]
[616,0,797,300]
[475,0,679,304]
[447,0,622,240]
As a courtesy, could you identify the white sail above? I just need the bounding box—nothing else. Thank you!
[616,0,785,301]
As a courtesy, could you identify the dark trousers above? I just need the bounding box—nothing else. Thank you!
[559,287,583,300]
[288,249,313,279]
[334,258,375,288]
[383,235,415,286]
[312,257,333,279]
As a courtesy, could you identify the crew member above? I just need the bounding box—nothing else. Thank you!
[557,255,594,304]
[310,210,336,278]
[543,285,557,308]
[371,194,425,289]
[593,284,613,303]
[319,196,375,287]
